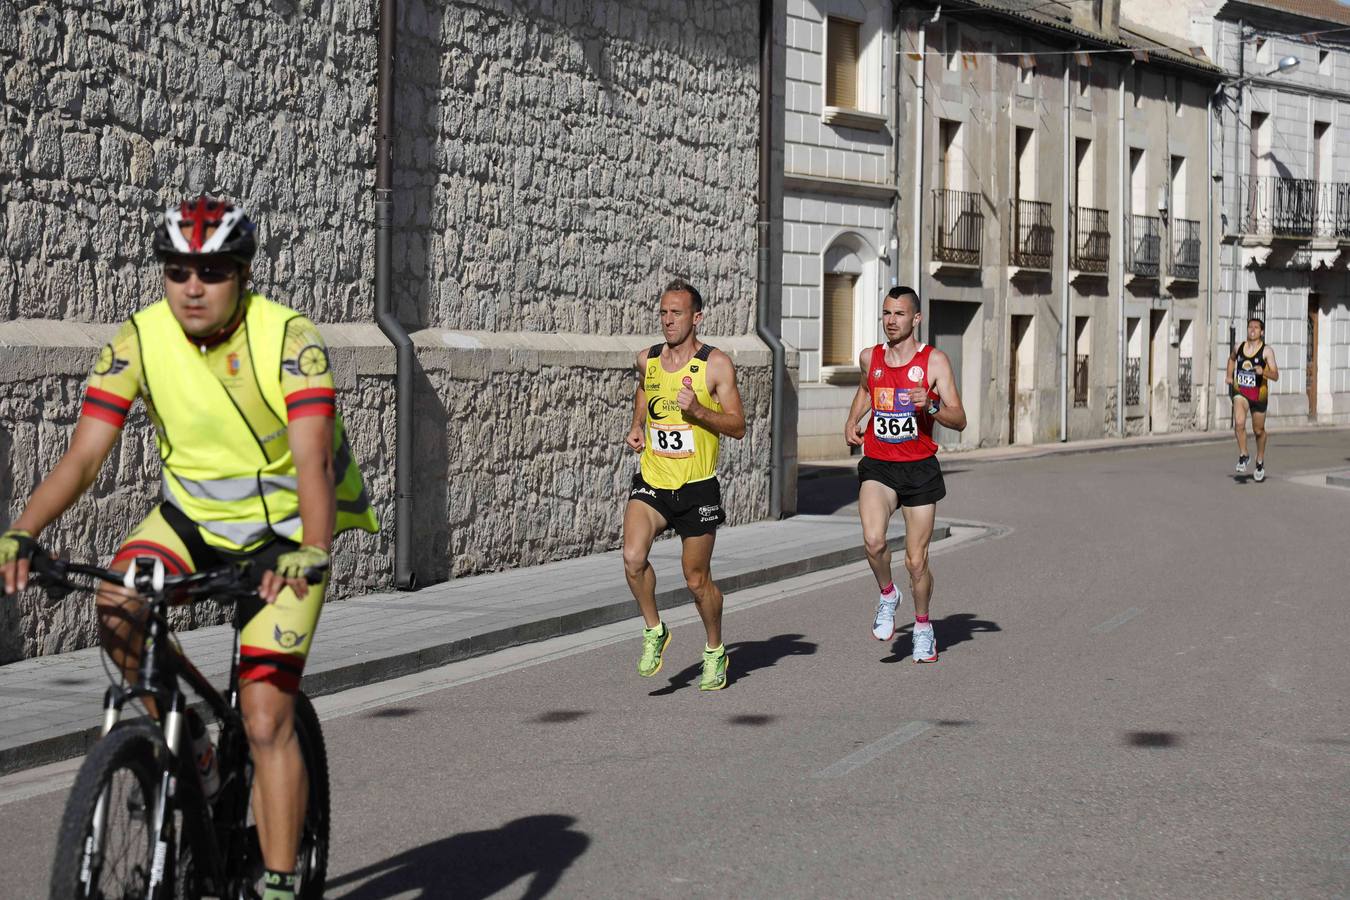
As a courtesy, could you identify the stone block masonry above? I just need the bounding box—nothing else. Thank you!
[2,1,772,660]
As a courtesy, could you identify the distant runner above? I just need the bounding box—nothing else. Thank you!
[844,286,965,662]
[1226,317,1279,482]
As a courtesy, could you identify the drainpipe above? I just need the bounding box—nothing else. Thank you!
[1060,55,1071,441]
[1228,21,1245,371]
[1117,62,1126,435]
[375,0,416,590]
[1205,87,1216,431]
[757,0,785,520]
[913,14,929,297]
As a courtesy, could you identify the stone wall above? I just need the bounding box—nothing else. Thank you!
[1,1,773,661]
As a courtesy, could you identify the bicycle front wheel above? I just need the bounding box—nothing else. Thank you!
[293,692,330,900]
[49,721,166,899]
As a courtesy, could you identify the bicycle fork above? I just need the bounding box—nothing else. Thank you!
[78,686,127,894]
[147,692,186,896]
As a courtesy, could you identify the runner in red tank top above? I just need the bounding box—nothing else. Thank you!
[844,287,966,662]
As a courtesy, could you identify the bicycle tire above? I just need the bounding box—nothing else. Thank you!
[293,692,330,899]
[48,721,174,899]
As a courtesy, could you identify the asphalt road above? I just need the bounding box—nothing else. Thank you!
[3,432,1347,898]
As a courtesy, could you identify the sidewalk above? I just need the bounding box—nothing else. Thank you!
[0,515,948,776]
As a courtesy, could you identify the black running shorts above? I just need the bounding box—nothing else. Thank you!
[858,455,947,507]
[1230,386,1267,414]
[629,473,726,538]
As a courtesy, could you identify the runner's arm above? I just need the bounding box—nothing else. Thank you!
[844,348,871,446]
[926,350,967,432]
[1260,346,1279,382]
[684,350,745,439]
[626,349,647,452]
[1225,349,1235,386]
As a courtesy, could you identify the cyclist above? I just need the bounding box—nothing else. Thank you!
[0,197,377,900]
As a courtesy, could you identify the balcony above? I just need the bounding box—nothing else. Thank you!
[1071,206,1110,273]
[1126,214,1161,278]
[1171,217,1200,281]
[1240,176,1316,237]
[932,188,983,267]
[1010,199,1053,270]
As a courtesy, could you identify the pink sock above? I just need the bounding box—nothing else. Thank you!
[915,614,930,625]
[881,582,895,596]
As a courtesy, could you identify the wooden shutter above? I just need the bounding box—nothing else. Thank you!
[826,19,859,109]
[822,273,856,367]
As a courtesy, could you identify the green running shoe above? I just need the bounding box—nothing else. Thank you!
[700,645,729,691]
[638,622,671,677]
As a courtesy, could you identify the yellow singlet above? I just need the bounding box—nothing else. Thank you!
[639,343,722,490]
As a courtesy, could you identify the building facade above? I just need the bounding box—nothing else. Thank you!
[783,0,1223,458]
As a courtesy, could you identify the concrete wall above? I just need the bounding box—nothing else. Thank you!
[0,1,777,661]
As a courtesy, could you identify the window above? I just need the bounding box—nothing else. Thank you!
[1170,155,1186,220]
[945,22,961,72]
[1019,52,1035,85]
[1133,65,1143,108]
[1173,77,1183,116]
[1247,290,1266,320]
[939,119,964,191]
[1319,47,1331,76]
[1255,36,1271,66]
[822,273,857,367]
[1178,319,1193,403]
[1015,127,1036,200]
[1130,147,1146,214]
[1075,138,1094,208]
[1078,62,1090,99]
[1314,120,1331,184]
[826,17,860,109]
[1126,317,1142,406]
[1074,317,1090,407]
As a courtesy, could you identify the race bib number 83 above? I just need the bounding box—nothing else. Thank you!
[873,412,917,443]
[650,422,695,458]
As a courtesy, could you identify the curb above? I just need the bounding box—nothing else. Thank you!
[0,523,947,776]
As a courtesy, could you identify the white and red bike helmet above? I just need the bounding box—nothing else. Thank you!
[153,196,257,263]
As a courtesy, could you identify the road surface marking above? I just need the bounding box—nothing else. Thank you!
[1091,607,1142,634]
[814,721,932,779]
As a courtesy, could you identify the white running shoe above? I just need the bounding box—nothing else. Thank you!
[871,586,901,640]
[911,624,938,663]
[1254,462,1266,482]
[1235,454,1249,473]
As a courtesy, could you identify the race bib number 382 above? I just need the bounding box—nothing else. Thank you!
[650,422,695,458]
[873,412,917,443]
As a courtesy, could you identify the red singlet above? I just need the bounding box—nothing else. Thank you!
[863,343,938,462]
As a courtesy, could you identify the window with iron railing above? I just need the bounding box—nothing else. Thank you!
[1178,356,1193,403]
[932,189,982,265]
[1171,218,1200,280]
[1126,214,1160,277]
[1074,354,1089,407]
[1241,176,1316,237]
[1072,207,1109,272]
[1125,357,1142,405]
[1011,199,1053,268]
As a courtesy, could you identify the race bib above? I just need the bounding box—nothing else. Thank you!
[649,422,695,458]
[1235,370,1258,389]
[873,411,917,443]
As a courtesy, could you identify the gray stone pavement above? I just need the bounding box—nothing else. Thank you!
[0,514,948,776]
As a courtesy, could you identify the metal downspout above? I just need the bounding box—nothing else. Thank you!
[757,0,785,520]
[1229,20,1245,367]
[1205,88,1216,431]
[1117,62,1126,435]
[913,20,927,298]
[1060,56,1071,441]
[375,0,416,589]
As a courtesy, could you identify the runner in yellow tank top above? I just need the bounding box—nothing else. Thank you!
[623,279,746,690]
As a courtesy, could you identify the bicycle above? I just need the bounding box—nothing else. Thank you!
[29,549,330,899]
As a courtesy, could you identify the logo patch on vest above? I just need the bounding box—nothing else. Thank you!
[274,625,307,650]
[908,365,924,382]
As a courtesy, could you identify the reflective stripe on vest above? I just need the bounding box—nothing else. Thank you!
[135,295,378,550]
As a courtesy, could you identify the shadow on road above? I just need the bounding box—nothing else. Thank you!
[882,613,1001,663]
[1125,730,1181,748]
[797,466,970,516]
[650,632,818,695]
[327,814,590,899]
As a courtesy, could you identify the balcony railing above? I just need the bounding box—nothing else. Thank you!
[1171,217,1200,280]
[1126,214,1161,277]
[1178,356,1193,404]
[933,188,983,265]
[1074,354,1089,407]
[1011,199,1053,268]
[1125,357,1142,405]
[1242,175,1317,237]
[1071,207,1110,272]
[1316,182,1350,238]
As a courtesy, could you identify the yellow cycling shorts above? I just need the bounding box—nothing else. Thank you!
[114,503,328,693]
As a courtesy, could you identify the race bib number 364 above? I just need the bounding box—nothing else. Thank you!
[873,412,917,443]
[650,422,695,458]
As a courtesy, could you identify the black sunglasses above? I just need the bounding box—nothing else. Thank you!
[164,261,238,284]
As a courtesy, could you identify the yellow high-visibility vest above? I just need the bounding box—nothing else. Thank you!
[134,295,378,550]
